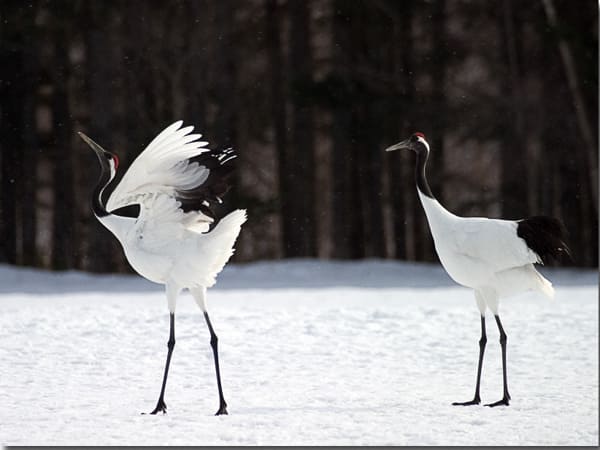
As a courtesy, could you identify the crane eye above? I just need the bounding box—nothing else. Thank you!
[104,152,119,170]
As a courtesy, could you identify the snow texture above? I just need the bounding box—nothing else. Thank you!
[0,260,597,446]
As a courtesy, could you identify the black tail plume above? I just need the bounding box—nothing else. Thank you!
[517,216,572,264]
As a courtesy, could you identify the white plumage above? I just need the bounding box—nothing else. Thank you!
[107,121,211,211]
[80,121,246,415]
[110,192,245,288]
[386,132,569,407]
[417,191,554,302]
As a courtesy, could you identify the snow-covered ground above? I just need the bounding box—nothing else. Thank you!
[0,260,597,446]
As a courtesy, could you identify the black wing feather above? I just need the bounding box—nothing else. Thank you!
[175,147,237,218]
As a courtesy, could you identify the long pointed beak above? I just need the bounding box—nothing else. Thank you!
[78,131,108,156]
[385,138,413,152]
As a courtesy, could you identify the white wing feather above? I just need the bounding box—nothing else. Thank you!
[418,192,551,299]
[96,121,245,288]
[450,217,540,271]
[132,195,186,252]
[106,121,211,211]
[132,194,216,252]
[130,196,246,287]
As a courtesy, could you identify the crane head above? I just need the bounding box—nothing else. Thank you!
[78,131,120,173]
[385,132,430,153]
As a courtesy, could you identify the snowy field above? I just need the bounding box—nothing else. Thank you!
[0,260,597,446]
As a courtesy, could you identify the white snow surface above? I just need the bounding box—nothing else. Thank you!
[0,259,597,446]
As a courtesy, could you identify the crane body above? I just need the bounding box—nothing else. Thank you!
[81,121,246,415]
[386,132,569,406]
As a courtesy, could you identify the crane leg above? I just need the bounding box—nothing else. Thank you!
[147,313,176,414]
[485,314,511,407]
[453,315,487,406]
[204,311,228,415]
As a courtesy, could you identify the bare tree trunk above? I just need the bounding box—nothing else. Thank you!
[266,0,289,257]
[499,0,528,220]
[21,39,39,267]
[361,101,386,257]
[539,8,595,267]
[84,5,121,272]
[213,1,238,147]
[183,1,208,132]
[429,0,447,205]
[354,7,385,258]
[542,0,598,213]
[378,0,418,260]
[0,28,22,264]
[288,0,317,257]
[330,100,356,259]
[399,0,428,261]
[51,25,74,270]
[330,0,363,259]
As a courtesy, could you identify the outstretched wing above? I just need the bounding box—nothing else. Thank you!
[106,121,210,211]
[106,121,238,231]
[175,146,237,219]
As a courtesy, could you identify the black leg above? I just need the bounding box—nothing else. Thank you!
[147,313,176,415]
[204,311,228,415]
[453,315,487,406]
[485,314,511,407]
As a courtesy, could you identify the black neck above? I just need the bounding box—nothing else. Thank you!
[415,148,434,198]
[92,165,111,217]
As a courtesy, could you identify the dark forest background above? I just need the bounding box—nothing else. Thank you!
[0,0,598,273]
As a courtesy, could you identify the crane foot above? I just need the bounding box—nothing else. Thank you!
[146,398,167,415]
[484,397,510,407]
[452,397,480,406]
[215,404,228,416]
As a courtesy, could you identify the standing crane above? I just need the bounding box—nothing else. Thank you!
[386,132,570,407]
[80,121,246,415]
